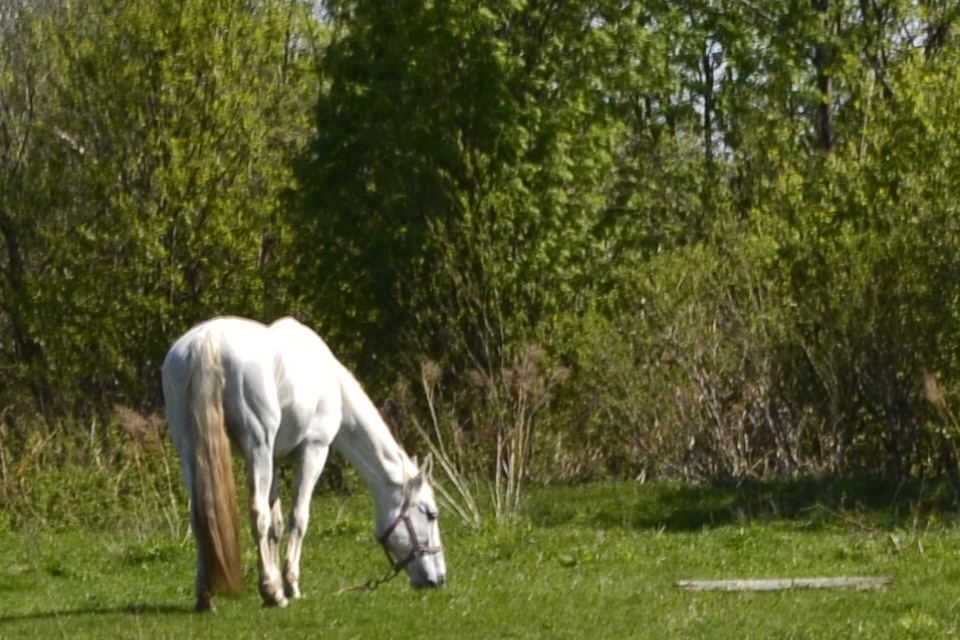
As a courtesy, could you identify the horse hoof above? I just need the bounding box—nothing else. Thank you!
[195,600,216,613]
[284,584,302,600]
[263,596,289,608]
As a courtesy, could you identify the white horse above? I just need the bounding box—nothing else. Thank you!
[162,316,446,611]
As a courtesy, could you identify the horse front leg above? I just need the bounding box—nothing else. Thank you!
[247,451,288,608]
[283,444,329,600]
[269,477,284,576]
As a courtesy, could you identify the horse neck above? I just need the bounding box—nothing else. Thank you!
[333,370,413,525]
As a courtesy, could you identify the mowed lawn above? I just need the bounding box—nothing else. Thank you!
[2,480,960,639]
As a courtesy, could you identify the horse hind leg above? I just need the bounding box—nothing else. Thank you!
[188,491,216,611]
[176,434,218,612]
[165,383,218,612]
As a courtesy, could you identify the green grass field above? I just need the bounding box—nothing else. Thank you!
[2,480,960,639]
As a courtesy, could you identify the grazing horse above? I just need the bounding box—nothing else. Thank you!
[162,316,446,611]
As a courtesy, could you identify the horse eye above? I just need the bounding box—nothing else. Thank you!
[421,505,438,522]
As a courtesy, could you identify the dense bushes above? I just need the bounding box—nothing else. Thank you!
[0,0,316,418]
[2,0,960,499]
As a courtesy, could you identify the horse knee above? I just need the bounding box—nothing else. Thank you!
[249,499,271,535]
[288,512,308,539]
[271,509,284,538]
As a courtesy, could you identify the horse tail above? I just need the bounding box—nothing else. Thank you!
[187,329,242,596]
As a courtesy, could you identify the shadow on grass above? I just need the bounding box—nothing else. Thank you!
[524,475,960,532]
[0,602,191,624]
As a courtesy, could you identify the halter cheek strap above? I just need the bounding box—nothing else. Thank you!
[377,495,444,573]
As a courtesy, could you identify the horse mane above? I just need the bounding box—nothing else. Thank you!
[332,359,419,484]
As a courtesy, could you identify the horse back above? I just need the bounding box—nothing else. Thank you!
[166,316,344,456]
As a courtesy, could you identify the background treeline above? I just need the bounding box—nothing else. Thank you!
[3,0,960,500]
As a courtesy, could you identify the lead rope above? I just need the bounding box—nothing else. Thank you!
[336,497,411,595]
[335,562,404,595]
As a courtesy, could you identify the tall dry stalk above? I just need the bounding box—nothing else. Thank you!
[485,345,568,519]
[409,362,483,529]
[115,405,185,538]
[404,348,567,523]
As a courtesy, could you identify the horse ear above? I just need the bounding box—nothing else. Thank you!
[420,453,434,479]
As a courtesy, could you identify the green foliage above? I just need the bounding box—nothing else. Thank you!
[754,44,960,477]
[3,0,960,485]
[0,0,319,418]
[293,0,632,374]
[548,228,798,480]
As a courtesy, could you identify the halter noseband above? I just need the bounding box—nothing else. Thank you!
[377,494,443,574]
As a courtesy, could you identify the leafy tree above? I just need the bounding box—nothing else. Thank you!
[0,0,319,417]
[294,0,641,378]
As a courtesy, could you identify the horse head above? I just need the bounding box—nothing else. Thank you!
[377,455,447,588]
